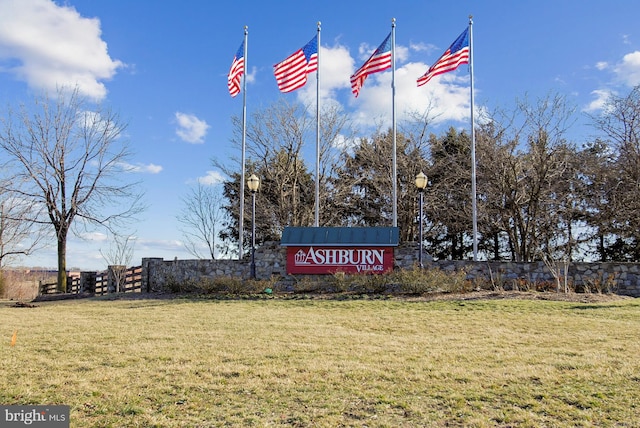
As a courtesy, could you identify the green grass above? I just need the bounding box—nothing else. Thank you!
[1,295,639,427]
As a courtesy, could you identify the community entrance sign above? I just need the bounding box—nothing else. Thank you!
[281,227,399,275]
[286,246,393,274]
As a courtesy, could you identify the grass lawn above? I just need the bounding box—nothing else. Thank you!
[1,293,639,427]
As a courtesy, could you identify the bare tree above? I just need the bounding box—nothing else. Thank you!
[317,102,358,226]
[217,99,314,248]
[177,183,225,259]
[588,85,640,260]
[0,196,46,268]
[333,128,429,242]
[217,99,356,250]
[479,93,578,262]
[0,87,145,292]
[100,233,135,292]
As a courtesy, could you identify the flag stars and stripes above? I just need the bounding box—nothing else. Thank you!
[228,40,245,97]
[417,27,469,86]
[350,32,392,97]
[273,35,318,93]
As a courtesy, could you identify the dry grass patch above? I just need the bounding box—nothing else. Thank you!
[1,296,639,427]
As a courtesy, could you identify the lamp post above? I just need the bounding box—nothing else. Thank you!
[247,174,260,279]
[415,172,428,268]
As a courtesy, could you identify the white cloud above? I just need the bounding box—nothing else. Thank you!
[614,51,640,86]
[134,238,185,252]
[141,163,163,174]
[584,89,614,113]
[348,60,471,130]
[197,170,225,186]
[246,65,257,85]
[595,61,609,71]
[297,44,353,105]
[320,45,354,93]
[119,162,163,174]
[0,0,123,100]
[409,41,438,54]
[331,133,352,151]
[588,51,640,113]
[79,232,108,242]
[356,39,381,61]
[175,112,209,144]
[395,45,410,63]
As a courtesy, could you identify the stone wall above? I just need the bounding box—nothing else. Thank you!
[141,242,640,297]
[419,260,639,296]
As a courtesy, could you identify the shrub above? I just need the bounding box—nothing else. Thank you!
[330,271,350,292]
[165,276,202,293]
[580,272,619,294]
[395,266,470,294]
[392,267,437,294]
[292,276,326,294]
[212,276,246,294]
[165,276,274,295]
[163,267,473,297]
[349,272,390,294]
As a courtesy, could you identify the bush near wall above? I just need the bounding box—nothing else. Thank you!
[141,243,640,297]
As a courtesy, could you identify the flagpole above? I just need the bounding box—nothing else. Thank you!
[391,18,397,228]
[315,22,321,227]
[469,15,478,260]
[239,26,248,259]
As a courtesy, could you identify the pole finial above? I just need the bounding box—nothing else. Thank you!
[392,17,396,26]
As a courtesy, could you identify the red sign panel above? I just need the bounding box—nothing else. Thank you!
[286,246,394,274]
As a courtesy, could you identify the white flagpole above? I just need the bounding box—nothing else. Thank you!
[239,26,248,259]
[391,18,397,228]
[315,22,321,227]
[469,16,478,260]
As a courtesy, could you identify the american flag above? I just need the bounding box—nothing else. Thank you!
[274,35,318,93]
[417,27,469,87]
[350,32,392,98]
[228,40,245,97]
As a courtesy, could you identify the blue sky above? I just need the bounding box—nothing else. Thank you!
[1,0,639,270]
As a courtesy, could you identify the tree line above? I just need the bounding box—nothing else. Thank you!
[197,86,640,263]
[2,85,640,294]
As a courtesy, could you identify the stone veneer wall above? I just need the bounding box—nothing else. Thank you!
[142,242,640,297]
